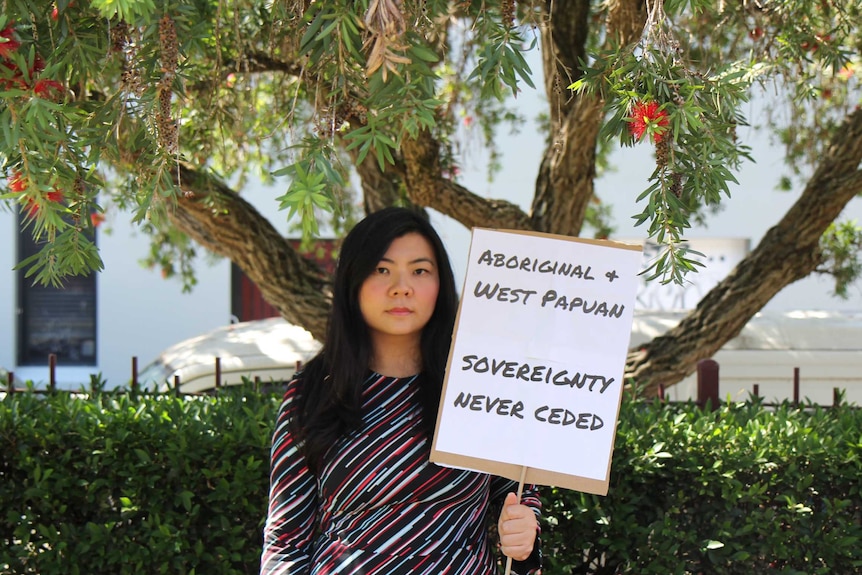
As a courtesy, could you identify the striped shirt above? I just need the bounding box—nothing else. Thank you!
[260,372,542,575]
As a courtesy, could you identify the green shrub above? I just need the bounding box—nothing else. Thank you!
[543,399,862,575]
[1,389,860,574]
[0,387,278,575]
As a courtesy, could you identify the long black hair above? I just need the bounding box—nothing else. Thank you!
[293,207,459,473]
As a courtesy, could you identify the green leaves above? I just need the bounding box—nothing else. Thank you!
[16,226,104,288]
[542,399,862,574]
[90,0,156,22]
[274,138,347,239]
[2,0,855,305]
[572,39,755,284]
[0,386,281,574]
[469,28,536,100]
[343,119,399,171]
[299,3,364,68]
[2,0,545,289]
[819,220,862,298]
[2,386,861,574]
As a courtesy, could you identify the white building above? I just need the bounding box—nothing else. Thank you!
[1,206,233,390]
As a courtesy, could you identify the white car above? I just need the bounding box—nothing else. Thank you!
[138,317,322,394]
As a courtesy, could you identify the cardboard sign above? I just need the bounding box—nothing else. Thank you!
[430,228,642,495]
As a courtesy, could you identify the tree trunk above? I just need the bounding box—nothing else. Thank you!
[168,164,332,342]
[401,129,535,231]
[626,108,862,396]
[531,0,644,236]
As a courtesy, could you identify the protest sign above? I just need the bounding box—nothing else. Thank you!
[430,228,642,495]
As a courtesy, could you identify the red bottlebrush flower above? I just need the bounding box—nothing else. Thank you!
[0,26,20,59]
[0,75,27,90]
[90,212,105,227]
[51,0,74,20]
[1,60,23,90]
[34,78,64,98]
[627,100,670,143]
[23,189,64,218]
[8,171,28,192]
[24,199,40,218]
[32,54,45,74]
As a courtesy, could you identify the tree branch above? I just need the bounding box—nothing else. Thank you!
[167,164,331,342]
[188,51,304,94]
[626,107,862,395]
[401,129,533,230]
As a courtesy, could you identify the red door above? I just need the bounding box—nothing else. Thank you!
[231,239,338,322]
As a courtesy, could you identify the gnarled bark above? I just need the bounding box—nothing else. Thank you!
[626,108,862,395]
[531,0,644,236]
[168,165,332,342]
[401,130,533,231]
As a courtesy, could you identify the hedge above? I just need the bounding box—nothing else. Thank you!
[0,389,273,575]
[1,387,860,574]
[543,399,862,574]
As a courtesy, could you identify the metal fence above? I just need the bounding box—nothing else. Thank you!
[655,358,853,410]
[1,353,296,397]
[2,354,855,407]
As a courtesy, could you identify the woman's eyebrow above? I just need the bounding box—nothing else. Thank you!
[379,256,436,265]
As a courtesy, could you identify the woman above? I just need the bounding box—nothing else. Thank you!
[261,207,541,574]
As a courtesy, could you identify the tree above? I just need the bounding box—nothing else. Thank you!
[2,0,860,396]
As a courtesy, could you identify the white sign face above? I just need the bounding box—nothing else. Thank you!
[430,228,642,494]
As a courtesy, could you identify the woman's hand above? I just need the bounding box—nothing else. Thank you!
[497,492,538,561]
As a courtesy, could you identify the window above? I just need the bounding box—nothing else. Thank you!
[17,213,97,366]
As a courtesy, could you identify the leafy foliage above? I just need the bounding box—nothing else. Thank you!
[0,0,860,292]
[819,220,862,298]
[570,0,861,284]
[0,385,276,575]
[542,398,862,575]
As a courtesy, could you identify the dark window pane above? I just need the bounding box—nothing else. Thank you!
[17,213,97,366]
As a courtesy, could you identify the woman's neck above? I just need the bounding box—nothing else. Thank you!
[368,334,422,377]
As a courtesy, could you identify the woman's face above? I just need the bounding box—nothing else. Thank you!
[359,232,440,345]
